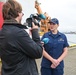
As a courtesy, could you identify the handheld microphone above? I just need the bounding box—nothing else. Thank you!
[42,38,49,44]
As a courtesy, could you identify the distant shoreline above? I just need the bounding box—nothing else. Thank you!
[63,32,76,34]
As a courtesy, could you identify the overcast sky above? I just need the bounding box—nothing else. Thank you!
[17,0,76,32]
[38,0,76,32]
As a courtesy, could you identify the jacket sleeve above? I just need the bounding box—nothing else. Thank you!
[16,29,43,59]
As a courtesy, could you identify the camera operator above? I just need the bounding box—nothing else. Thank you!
[0,0,43,75]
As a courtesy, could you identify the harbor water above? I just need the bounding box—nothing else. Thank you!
[65,34,76,45]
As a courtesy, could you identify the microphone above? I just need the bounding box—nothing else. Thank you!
[42,38,49,44]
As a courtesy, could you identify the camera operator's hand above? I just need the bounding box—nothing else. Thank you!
[31,22,38,30]
[30,22,40,41]
[29,22,38,35]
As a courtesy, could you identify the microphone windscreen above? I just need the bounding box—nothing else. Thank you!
[42,38,49,44]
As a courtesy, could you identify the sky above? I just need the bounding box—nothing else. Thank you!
[38,0,76,32]
[17,0,76,32]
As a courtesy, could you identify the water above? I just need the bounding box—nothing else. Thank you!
[65,34,76,45]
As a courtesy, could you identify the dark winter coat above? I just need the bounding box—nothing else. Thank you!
[0,20,43,75]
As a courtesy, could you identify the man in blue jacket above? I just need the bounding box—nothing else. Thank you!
[0,0,43,75]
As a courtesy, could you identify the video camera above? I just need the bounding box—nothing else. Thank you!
[26,13,41,27]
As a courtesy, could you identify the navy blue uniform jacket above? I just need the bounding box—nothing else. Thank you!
[41,31,69,69]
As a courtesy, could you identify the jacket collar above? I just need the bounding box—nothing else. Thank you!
[48,31,61,38]
[3,19,27,29]
[4,19,18,24]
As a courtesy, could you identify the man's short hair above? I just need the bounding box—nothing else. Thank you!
[2,0,22,20]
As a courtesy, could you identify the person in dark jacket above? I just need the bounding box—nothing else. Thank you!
[0,0,43,75]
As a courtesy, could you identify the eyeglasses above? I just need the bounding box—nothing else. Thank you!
[22,12,24,16]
